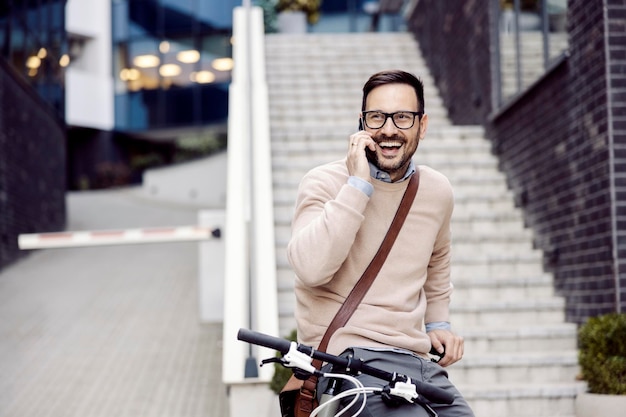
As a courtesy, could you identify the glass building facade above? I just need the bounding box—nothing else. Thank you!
[0,0,68,118]
[112,0,235,131]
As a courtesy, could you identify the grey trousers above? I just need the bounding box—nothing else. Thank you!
[316,347,474,417]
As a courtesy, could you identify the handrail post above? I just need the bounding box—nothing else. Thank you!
[223,3,279,387]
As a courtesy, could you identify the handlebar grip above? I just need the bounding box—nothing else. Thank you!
[413,380,455,405]
[237,328,293,354]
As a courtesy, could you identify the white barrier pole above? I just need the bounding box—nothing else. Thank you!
[18,226,218,249]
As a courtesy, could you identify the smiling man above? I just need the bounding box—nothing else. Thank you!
[287,70,474,417]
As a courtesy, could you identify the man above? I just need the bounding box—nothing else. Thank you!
[287,70,474,416]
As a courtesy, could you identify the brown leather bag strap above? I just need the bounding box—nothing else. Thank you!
[314,169,420,367]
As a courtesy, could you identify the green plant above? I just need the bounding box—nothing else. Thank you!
[255,0,278,33]
[276,0,322,25]
[269,329,298,394]
[578,312,626,395]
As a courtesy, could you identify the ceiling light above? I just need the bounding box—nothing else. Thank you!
[120,68,141,81]
[59,54,70,67]
[212,57,233,71]
[127,68,140,80]
[26,56,41,69]
[177,50,200,64]
[159,41,170,53]
[191,70,215,84]
[133,54,160,68]
[37,48,47,59]
[159,64,181,77]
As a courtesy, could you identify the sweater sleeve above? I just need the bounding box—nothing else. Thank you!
[287,168,370,287]
[423,180,454,325]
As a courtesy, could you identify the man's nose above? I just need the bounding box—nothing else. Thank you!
[380,116,397,133]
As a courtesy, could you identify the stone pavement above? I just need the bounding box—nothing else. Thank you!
[0,187,228,417]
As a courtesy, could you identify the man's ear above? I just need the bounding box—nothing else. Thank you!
[419,113,429,140]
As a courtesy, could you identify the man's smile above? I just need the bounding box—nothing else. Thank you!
[377,140,404,157]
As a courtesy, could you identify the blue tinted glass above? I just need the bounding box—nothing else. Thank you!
[128,0,155,37]
[162,0,194,15]
[113,0,232,131]
[197,0,237,29]
[161,0,194,38]
[49,1,64,30]
[112,1,129,42]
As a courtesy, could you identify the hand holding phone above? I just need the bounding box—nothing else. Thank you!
[347,122,376,182]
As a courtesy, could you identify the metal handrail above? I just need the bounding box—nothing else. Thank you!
[222,4,279,384]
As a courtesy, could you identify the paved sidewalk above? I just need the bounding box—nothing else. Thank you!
[0,187,228,417]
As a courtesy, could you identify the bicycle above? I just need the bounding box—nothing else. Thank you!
[237,328,455,417]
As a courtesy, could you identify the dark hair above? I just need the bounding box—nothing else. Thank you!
[361,70,425,113]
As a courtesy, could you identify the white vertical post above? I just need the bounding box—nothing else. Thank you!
[222,5,252,384]
[250,6,279,382]
[198,210,225,322]
[223,3,279,387]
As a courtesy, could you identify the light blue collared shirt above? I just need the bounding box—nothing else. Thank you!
[347,160,416,197]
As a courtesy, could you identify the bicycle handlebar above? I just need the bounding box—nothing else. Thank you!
[237,328,454,405]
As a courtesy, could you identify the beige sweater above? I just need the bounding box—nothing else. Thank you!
[287,159,454,356]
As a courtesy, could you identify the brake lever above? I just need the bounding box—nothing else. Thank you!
[260,357,284,367]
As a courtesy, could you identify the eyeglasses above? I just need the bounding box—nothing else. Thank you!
[362,111,424,130]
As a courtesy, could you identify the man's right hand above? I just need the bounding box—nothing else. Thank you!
[347,130,377,181]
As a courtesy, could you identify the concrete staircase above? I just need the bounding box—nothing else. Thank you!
[265,32,583,417]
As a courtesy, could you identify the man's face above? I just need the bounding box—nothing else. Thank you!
[362,83,428,182]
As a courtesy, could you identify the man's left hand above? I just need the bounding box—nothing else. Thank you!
[427,329,464,367]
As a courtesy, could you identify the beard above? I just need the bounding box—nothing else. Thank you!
[365,131,419,177]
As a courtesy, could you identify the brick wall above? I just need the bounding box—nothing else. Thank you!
[604,0,626,319]
[408,0,626,322]
[0,59,66,270]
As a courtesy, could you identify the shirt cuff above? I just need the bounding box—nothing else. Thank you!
[348,176,374,197]
[425,321,451,332]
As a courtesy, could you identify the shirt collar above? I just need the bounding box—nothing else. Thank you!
[368,160,416,183]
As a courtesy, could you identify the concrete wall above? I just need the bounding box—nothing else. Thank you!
[65,0,114,130]
[141,151,227,209]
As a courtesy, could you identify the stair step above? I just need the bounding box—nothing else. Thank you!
[460,324,578,353]
[452,246,541,260]
[451,298,566,327]
[451,227,534,241]
[451,217,529,236]
[452,275,555,300]
[447,351,579,385]
[457,382,584,417]
[451,253,545,276]
[454,245,543,266]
